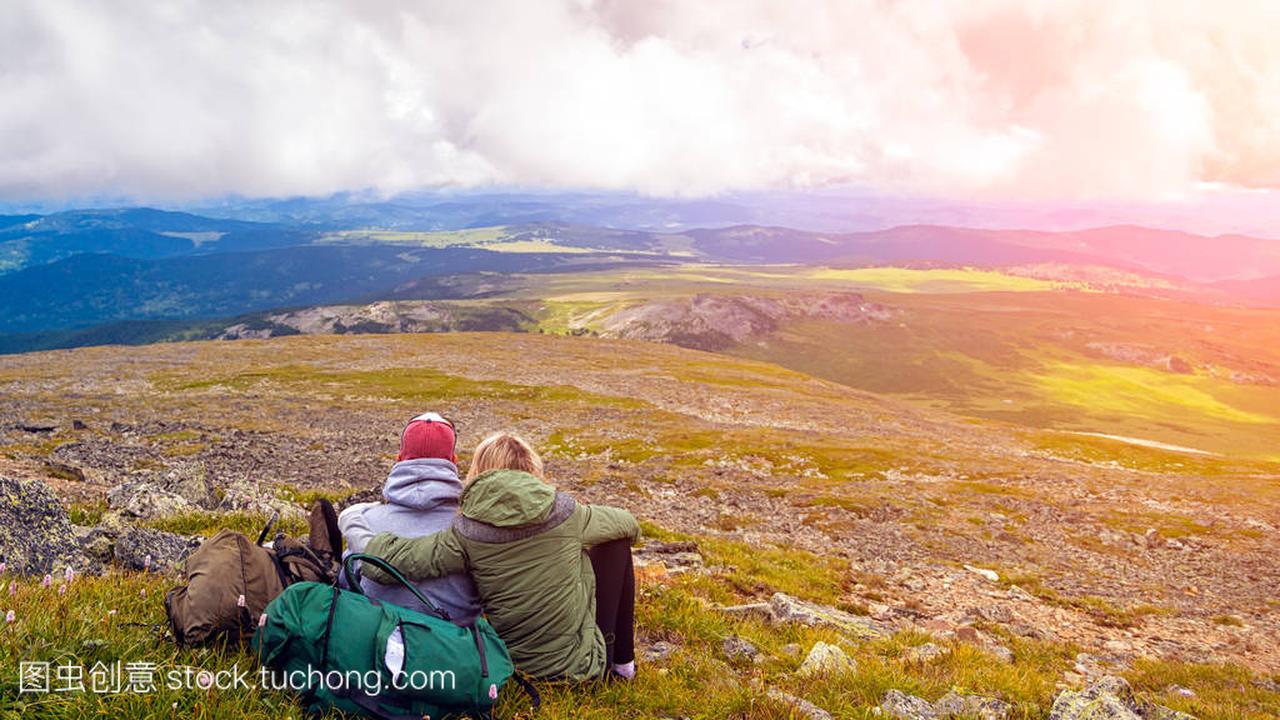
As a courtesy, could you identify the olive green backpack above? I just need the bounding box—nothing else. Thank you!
[164,501,342,646]
[252,553,539,719]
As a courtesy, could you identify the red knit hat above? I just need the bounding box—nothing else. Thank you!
[397,413,457,463]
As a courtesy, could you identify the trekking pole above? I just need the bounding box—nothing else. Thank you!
[256,510,280,546]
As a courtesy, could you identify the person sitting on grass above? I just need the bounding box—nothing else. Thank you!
[339,431,640,682]
[340,412,482,625]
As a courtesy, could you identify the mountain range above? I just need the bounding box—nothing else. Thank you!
[1,197,1278,354]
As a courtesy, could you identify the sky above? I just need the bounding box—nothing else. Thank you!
[2,0,1279,211]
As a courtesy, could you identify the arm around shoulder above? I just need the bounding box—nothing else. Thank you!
[362,528,468,584]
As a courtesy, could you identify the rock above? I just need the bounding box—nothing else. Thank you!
[964,565,1000,582]
[769,592,888,639]
[1007,622,1045,638]
[767,689,833,720]
[797,641,857,676]
[219,479,306,521]
[718,602,773,619]
[1163,685,1194,699]
[1103,639,1132,654]
[18,421,58,433]
[780,643,803,657]
[922,618,957,633]
[74,525,117,564]
[641,640,677,663]
[107,481,196,519]
[634,540,704,574]
[903,643,949,664]
[955,626,981,643]
[1254,677,1280,693]
[1145,707,1196,720]
[43,461,87,483]
[934,691,1012,720]
[162,463,218,510]
[967,604,1014,623]
[901,576,928,592]
[720,635,759,662]
[881,689,938,720]
[0,476,82,574]
[987,645,1015,663]
[1007,585,1037,602]
[1048,676,1146,720]
[113,527,199,573]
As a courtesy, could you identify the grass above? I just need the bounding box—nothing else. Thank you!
[142,511,309,539]
[990,570,1173,630]
[3,531,1274,720]
[155,364,645,413]
[1032,362,1275,426]
[810,267,1074,293]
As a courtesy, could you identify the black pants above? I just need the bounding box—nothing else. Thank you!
[588,538,636,667]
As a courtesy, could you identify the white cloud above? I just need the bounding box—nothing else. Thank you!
[1,0,1277,202]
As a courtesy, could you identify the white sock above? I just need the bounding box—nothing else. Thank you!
[612,661,635,679]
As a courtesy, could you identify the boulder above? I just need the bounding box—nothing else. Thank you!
[634,540,704,574]
[162,463,218,510]
[881,689,939,720]
[720,635,759,663]
[1048,676,1195,720]
[769,592,888,639]
[903,642,949,664]
[767,689,833,720]
[797,641,856,676]
[964,565,1000,582]
[967,604,1014,623]
[107,481,196,519]
[219,479,306,520]
[641,640,677,663]
[934,691,1011,720]
[113,527,200,573]
[0,476,82,574]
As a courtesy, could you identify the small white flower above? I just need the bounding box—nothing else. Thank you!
[64,567,74,582]
[0,562,7,574]
[41,574,51,588]
[236,594,246,608]
[4,610,14,623]
[140,588,147,597]
[58,584,66,596]
[144,555,153,571]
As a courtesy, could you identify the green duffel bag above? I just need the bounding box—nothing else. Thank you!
[252,553,538,719]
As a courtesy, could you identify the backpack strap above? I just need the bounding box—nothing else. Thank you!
[511,673,541,716]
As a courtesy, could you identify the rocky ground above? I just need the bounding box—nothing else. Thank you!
[1,333,1277,714]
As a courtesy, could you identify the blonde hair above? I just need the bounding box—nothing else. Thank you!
[466,432,544,482]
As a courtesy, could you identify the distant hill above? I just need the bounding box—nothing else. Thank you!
[0,245,605,335]
[1212,274,1280,306]
[686,224,1280,284]
[0,208,315,274]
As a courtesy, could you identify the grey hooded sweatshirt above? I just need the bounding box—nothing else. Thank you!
[345,458,482,625]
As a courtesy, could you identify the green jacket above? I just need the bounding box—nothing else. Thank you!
[362,469,640,681]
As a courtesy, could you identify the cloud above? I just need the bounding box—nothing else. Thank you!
[1,0,1278,202]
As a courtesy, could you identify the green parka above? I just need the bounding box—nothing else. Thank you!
[361,469,640,681]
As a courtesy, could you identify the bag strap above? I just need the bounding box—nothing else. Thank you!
[512,673,542,716]
[342,552,448,620]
